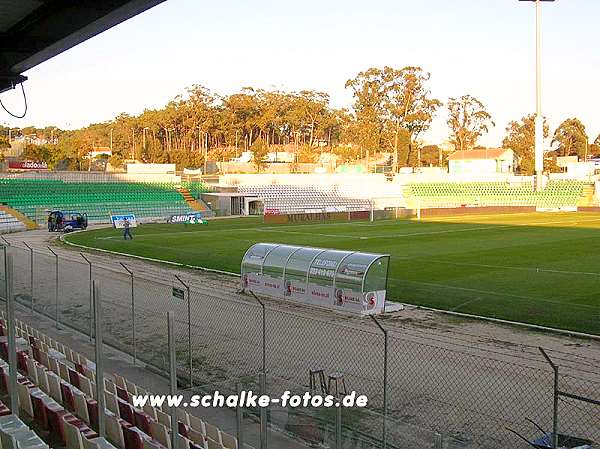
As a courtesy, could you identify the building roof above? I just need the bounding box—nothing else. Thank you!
[447,148,511,161]
[0,0,166,93]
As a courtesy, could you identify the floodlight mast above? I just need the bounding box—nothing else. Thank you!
[520,0,554,191]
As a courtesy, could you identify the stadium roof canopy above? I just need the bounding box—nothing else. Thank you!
[0,0,166,93]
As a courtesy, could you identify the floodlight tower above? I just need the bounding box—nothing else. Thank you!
[520,0,554,191]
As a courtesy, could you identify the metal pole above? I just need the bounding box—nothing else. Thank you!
[434,433,443,449]
[93,281,106,438]
[539,348,558,449]
[534,0,544,191]
[236,382,245,449]
[335,401,342,449]
[174,274,192,388]
[249,292,267,448]
[5,251,18,415]
[47,247,59,328]
[259,371,267,449]
[0,236,9,246]
[370,316,388,449]
[120,263,136,364]
[80,254,93,341]
[249,292,266,374]
[2,245,7,301]
[22,242,33,312]
[167,312,178,449]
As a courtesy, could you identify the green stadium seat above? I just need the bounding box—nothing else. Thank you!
[0,180,210,223]
[406,180,585,209]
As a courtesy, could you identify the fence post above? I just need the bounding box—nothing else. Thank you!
[5,250,18,415]
[335,400,342,449]
[167,312,178,449]
[80,253,93,341]
[235,382,245,449]
[259,371,267,449]
[370,315,388,449]
[174,274,192,388]
[2,244,7,300]
[249,292,266,374]
[120,263,136,364]
[249,292,267,449]
[434,432,443,449]
[47,247,59,328]
[93,281,106,438]
[22,242,34,312]
[539,347,559,449]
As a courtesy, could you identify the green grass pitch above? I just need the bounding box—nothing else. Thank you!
[65,212,600,335]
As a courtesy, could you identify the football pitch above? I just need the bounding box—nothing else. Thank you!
[65,212,600,335]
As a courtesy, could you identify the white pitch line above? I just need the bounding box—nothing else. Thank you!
[88,215,600,242]
[256,229,363,239]
[389,278,599,308]
[411,259,600,277]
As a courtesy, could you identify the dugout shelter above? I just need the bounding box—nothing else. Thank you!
[241,243,390,314]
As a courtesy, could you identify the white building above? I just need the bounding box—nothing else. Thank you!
[447,149,516,175]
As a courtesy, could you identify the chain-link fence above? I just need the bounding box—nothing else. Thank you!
[0,242,598,449]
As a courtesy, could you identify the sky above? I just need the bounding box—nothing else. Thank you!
[1,0,599,147]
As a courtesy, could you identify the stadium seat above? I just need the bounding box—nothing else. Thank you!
[405,180,586,209]
[0,179,211,224]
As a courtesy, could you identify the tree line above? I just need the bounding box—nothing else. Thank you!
[2,66,599,173]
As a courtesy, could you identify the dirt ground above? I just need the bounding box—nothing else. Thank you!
[2,228,599,449]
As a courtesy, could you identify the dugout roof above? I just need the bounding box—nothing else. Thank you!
[242,243,389,294]
[0,0,166,93]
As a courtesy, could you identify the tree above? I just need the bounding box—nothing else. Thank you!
[346,66,441,169]
[345,68,387,154]
[502,114,549,174]
[590,134,600,157]
[551,118,588,158]
[447,95,494,152]
[380,66,441,166]
[250,136,268,172]
[420,145,444,167]
[0,127,9,149]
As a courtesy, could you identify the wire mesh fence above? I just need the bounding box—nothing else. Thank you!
[0,241,598,449]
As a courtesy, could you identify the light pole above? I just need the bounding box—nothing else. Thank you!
[520,0,555,191]
[110,128,113,153]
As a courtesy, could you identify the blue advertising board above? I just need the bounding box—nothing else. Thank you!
[110,214,137,229]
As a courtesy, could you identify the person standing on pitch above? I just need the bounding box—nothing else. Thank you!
[123,218,133,240]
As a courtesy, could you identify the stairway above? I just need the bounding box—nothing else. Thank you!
[577,183,597,207]
[177,188,207,212]
[0,206,37,233]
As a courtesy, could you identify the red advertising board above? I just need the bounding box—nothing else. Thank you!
[8,161,48,170]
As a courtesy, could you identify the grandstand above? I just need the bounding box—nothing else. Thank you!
[404,179,587,209]
[235,177,593,218]
[237,185,372,214]
[0,313,256,449]
[0,179,212,224]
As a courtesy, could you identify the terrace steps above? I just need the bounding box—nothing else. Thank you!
[576,183,596,207]
[0,205,37,231]
[177,187,206,211]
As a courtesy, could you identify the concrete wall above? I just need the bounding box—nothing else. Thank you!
[0,171,181,183]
